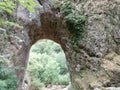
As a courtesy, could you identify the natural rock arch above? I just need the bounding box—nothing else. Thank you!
[15,1,77,89]
[15,0,120,90]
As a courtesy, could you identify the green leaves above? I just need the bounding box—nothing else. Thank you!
[19,0,37,12]
[27,40,70,89]
[0,1,15,14]
[0,0,37,13]
[0,0,37,31]
[0,65,17,90]
[65,13,86,37]
[59,0,86,46]
[0,80,7,87]
[4,21,23,29]
[0,21,23,29]
[61,0,73,16]
[0,0,38,89]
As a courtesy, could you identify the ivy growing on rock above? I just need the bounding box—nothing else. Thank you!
[60,0,86,47]
[65,14,86,46]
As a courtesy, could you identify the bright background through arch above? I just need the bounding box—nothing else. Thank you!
[27,39,70,90]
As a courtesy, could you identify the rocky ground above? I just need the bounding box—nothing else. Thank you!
[42,86,120,90]
[41,85,69,90]
[41,85,120,90]
[105,87,120,90]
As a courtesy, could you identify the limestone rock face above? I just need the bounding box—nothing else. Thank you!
[15,0,120,90]
[72,0,120,90]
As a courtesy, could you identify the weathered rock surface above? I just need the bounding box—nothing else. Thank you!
[13,0,120,90]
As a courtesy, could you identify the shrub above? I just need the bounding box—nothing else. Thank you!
[27,40,70,89]
[0,57,17,90]
[57,74,70,85]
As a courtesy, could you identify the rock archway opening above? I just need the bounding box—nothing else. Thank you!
[10,0,120,90]
[25,39,71,90]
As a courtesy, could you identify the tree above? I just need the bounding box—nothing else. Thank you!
[27,40,70,89]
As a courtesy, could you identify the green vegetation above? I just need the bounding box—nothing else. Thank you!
[0,0,36,14]
[0,0,38,52]
[27,40,70,89]
[65,14,86,46]
[60,0,73,16]
[0,0,37,27]
[0,0,37,90]
[0,0,86,90]
[60,0,86,46]
[0,57,17,90]
[0,39,18,90]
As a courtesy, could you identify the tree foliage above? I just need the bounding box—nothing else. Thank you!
[27,40,70,89]
[0,56,17,90]
[0,0,36,13]
[0,0,37,28]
